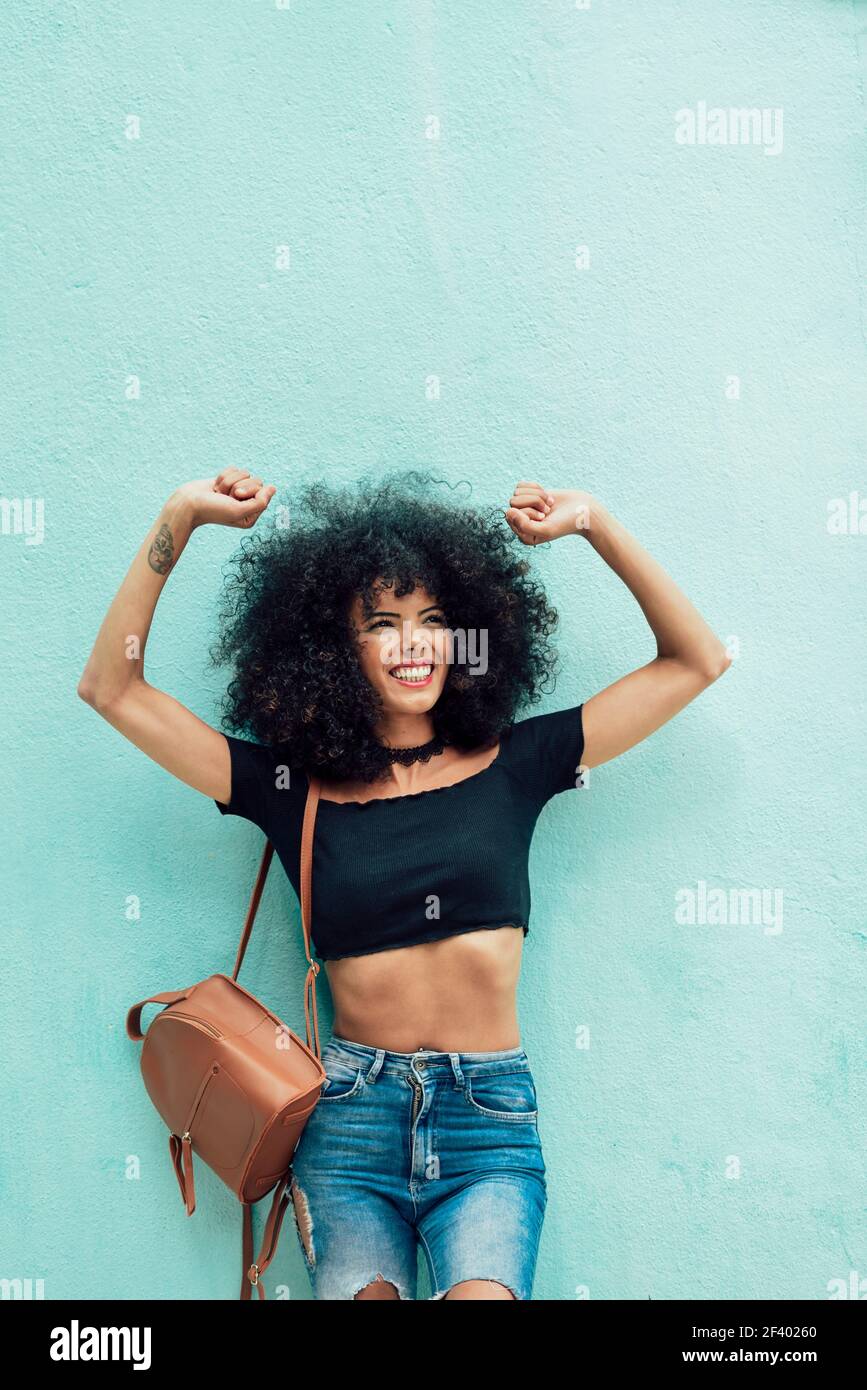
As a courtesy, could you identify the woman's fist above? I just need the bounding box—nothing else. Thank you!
[504,482,593,545]
[173,471,277,529]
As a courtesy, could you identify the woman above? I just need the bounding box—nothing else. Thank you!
[78,469,730,1300]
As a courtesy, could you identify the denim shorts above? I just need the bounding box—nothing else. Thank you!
[287,1034,547,1300]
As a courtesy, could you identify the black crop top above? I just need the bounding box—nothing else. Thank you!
[214,703,584,962]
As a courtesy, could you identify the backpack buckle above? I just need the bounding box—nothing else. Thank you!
[248,1262,260,1286]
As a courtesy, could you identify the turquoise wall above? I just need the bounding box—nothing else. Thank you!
[2,0,865,1301]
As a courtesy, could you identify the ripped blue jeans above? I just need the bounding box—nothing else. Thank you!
[288,1034,547,1300]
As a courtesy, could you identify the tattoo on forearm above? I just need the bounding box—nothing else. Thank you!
[148,523,174,575]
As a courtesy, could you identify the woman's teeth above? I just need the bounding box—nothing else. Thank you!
[389,665,433,684]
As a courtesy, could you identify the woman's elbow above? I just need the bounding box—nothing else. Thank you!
[697,645,732,685]
[77,676,98,706]
[77,677,120,714]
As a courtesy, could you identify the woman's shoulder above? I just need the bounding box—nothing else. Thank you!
[214,731,309,823]
[497,702,586,803]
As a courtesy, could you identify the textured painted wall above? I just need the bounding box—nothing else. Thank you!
[1,0,865,1302]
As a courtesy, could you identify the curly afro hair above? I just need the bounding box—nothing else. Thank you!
[209,470,563,786]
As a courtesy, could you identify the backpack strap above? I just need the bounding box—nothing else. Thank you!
[299,775,323,1059]
[230,774,324,1060]
[241,1178,292,1300]
[169,1132,196,1214]
[126,989,193,1042]
[232,774,324,1300]
[230,843,275,982]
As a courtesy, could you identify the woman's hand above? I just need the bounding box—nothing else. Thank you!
[173,469,277,529]
[77,466,278,801]
[504,482,594,545]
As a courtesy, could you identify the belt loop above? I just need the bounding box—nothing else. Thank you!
[449,1052,464,1089]
[365,1048,386,1084]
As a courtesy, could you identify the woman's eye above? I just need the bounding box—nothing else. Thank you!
[369,614,446,630]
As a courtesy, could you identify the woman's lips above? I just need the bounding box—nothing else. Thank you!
[388,664,435,687]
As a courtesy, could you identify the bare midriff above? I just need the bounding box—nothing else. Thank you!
[319,741,525,1053]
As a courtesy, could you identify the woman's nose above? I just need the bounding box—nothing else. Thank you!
[408,625,435,655]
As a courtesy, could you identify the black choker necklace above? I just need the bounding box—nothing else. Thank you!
[383,733,446,767]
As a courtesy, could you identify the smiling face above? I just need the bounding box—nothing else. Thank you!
[349,580,450,717]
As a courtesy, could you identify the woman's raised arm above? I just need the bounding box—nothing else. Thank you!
[505,482,731,769]
[76,470,276,802]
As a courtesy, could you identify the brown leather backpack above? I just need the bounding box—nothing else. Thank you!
[126,775,324,1300]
